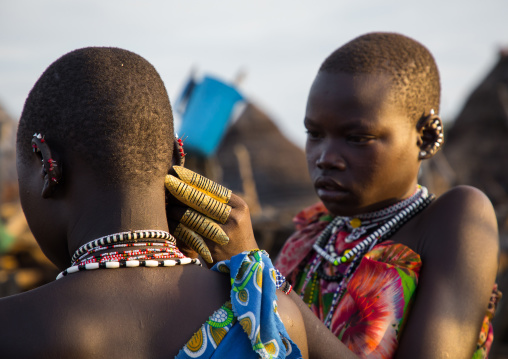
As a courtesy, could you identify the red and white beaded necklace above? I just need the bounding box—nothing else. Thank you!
[57,230,200,280]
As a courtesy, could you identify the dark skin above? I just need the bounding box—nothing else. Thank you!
[0,138,309,358]
[216,72,499,358]
[304,73,419,216]
[304,72,498,358]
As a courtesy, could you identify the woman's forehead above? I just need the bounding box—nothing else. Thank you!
[306,72,406,124]
[309,72,394,103]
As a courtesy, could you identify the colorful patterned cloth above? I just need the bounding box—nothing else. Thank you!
[275,202,501,359]
[177,250,302,359]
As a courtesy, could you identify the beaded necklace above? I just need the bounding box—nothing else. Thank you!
[58,230,200,280]
[71,230,175,263]
[74,245,183,265]
[72,241,178,265]
[302,185,434,328]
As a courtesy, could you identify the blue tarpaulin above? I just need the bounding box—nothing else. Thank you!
[176,75,244,158]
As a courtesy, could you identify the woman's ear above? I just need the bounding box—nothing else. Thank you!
[31,134,62,198]
[416,110,444,160]
[172,134,186,167]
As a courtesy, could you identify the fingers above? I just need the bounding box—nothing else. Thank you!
[180,209,229,246]
[226,192,248,211]
[174,223,213,263]
[166,167,240,264]
[165,175,231,224]
[173,166,232,203]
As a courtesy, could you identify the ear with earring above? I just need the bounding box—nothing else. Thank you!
[417,109,444,160]
[31,133,62,198]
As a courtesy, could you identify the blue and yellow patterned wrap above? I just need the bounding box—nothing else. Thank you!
[177,250,302,359]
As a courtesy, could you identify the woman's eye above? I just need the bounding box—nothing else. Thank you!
[305,130,321,139]
[347,135,375,144]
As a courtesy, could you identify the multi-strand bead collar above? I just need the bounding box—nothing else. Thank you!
[312,186,430,265]
[57,230,201,280]
[303,185,435,328]
[71,230,175,263]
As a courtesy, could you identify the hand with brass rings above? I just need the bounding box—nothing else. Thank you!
[165,166,258,266]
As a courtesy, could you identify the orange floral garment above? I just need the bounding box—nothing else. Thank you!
[275,202,501,359]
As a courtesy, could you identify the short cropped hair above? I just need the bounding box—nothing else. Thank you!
[319,32,441,123]
[17,47,173,186]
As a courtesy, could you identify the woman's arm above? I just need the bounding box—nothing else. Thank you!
[287,291,359,359]
[277,291,309,359]
[395,186,499,358]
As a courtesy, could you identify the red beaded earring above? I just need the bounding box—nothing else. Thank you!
[174,133,186,167]
[31,133,62,197]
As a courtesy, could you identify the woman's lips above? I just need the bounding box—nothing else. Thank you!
[315,177,349,200]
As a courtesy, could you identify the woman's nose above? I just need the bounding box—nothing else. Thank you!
[316,146,346,171]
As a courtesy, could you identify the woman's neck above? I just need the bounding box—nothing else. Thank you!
[66,184,169,257]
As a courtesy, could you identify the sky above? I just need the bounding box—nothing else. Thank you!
[1,0,507,147]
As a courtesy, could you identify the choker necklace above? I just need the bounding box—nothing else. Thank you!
[343,186,424,244]
[58,230,199,280]
[303,185,435,328]
[72,241,178,265]
[71,230,175,263]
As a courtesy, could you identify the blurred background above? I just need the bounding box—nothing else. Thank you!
[1,0,508,356]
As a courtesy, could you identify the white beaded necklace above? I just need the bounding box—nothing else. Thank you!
[56,256,201,280]
[311,186,429,266]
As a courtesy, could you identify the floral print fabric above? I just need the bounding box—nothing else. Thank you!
[177,250,302,359]
[275,202,499,359]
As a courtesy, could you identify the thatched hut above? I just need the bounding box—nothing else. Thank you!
[443,50,508,241]
[444,50,508,216]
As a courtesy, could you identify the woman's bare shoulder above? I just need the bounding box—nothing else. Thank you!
[0,266,232,358]
[432,185,494,214]
[421,185,498,253]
